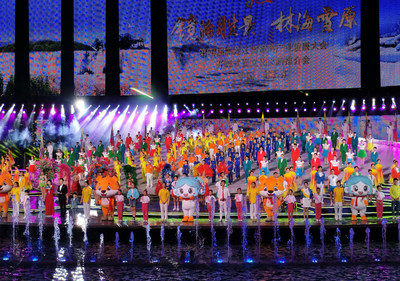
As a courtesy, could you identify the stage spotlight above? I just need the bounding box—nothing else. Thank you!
[219,104,222,106]
[342,107,346,111]
[323,107,327,112]
[284,102,287,105]
[237,103,240,106]
[257,103,259,105]
[247,109,251,114]
[228,103,231,106]
[201,109,205,114]
[210,104,212,106]
[266,102,269,105]
[284,108,288,112]
[75,99,85,111]
[294,108,298,112]
[372,98,376,110]
[71,105,75,115]
[313,101,315,104]
[201,103,204,107]
[210,110,214,114]
[228,109,232,114]
[350,100,356,112]
[342,99,346,104]
[303,108,307,112]
[61,105,65,120]
[276,102,279,105]
[305,93,309,96]
[130,87,154,99]
[246,103,248,106]
[323,101,326,104]
[275,108,279,113]
[303,101,306,104]
[50,104,56,115]
[256,109,260,113]
[333,100,335,104]
[381,98,386,110]
[173,104,178,118]
[266,108,270,113]
[313,108,317,112]
[219,109,224,114]
[237,109,242,114]
[392,98,396,109]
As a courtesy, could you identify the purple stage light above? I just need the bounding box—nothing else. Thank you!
[23,111,26,114]
[342,107,346,111]
[372,106,376,110]
[351,108,356,112]
[294,108,298,112]
[256,109,260,113]
[219,109,224,114]
[323,108,327,112]
[266,108,270,113]
[182,110,186,114]
[361,105,366,111]
[333,107,337,111]
[12,111,16,114]
[275,108,279,112]
[237,109,242,114]
[201,109,205,114]
[247,109,251,113]
[118,111,121,114]
[313,108,317,112]
[33,111,36,114]
[303,108,307,112]
[391,105,396,109]
[284,108,288,112]
[210,110,214,114]
[228,109,232,114]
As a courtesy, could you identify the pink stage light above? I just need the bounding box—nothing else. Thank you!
[266,108,270,113]
[247,109,251,113]
[210,110,214,114]
[237,109,242,114]
[201,110,205,114]
[228,109,232,114]
[219,109,224,114]
[275,108,279,112]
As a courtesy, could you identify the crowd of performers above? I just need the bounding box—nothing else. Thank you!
[1,118,400,224]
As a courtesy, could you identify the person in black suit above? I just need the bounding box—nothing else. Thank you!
[57,178,68,217]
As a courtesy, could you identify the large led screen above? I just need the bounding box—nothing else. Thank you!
[167,0,361,95]
[0,1,15,95]
[119,0,151,96]
[380,0,400,87]
[29,0,61,95]
[74,0,106,96]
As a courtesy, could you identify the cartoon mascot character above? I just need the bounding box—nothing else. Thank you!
[172,177,205,222]
[344,175,375,221]
[258,176,285,221]
[95,173,120,221]
[0,173,12,218]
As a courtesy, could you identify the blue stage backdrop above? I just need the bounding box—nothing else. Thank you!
[74,0,106,96]
[167,0,361,95]
[380,0,400,87]
[29,0,61,95]
[0,1,15,95]
[119,0,151,96]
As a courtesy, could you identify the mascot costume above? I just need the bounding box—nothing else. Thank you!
[344,175,375,220]
[172,177,205,222]
[0,172,12,217]
[258,176,285,221]
[95,171,120,221]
